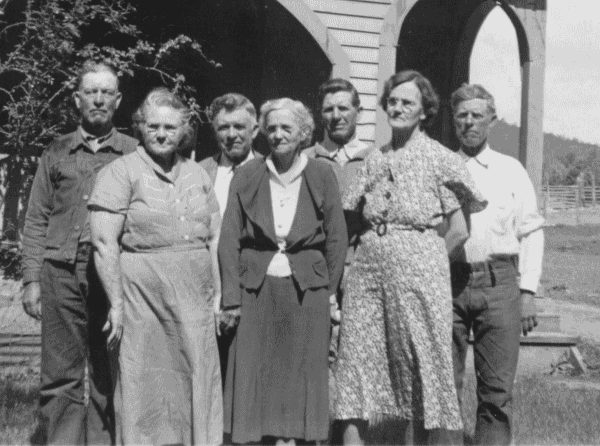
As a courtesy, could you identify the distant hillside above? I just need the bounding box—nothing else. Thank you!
[488,120,600,163]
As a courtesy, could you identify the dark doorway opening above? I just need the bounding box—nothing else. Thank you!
[128,0,332,159]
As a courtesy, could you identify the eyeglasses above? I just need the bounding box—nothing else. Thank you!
[144,123,180,136]
[386,97,419,112]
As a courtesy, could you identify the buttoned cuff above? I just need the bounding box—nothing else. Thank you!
[519,275,539,295]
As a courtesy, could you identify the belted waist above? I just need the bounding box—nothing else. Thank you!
[121,243,209,254]
[451,254,518,273]
[366,221,430,237]
[450,254,519,289]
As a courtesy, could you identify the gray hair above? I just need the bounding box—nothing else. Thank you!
[209,93,257,124]
[132,87,193,146]
[258,98,315,150]
[76,60,119,91]
[450,83,497,118]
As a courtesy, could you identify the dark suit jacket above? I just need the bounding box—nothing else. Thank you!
[218,157,348,308]
[198,151,263,185]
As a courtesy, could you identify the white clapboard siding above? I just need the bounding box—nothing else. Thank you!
[343,46,380,63]
[357,123,376,142]
[316,12,383,34]
[359,94,378,111]
[350,62,379,79]
[358,110,377,124]
[304,0,391,19]
[351,78,378,95]
[330,29,379,48]
[300,0,391,143]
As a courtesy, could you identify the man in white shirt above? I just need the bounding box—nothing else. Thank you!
[199,92,260,382]
[200,93,260,218]
[450,84,544,445]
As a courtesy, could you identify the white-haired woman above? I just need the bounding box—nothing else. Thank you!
[218,98,347,445]
[89,87,223,445]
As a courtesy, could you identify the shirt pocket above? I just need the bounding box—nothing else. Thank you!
[489,190,516,236]
[49,159,86,211]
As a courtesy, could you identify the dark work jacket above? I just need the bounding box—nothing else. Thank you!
[21,129,138,284]
[218,157,348,308]
[303,143,374,272]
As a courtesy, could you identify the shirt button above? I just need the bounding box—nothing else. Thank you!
[169,184,174,189]
[74,225,80,231]
[183,235,189,240]
[83,194,89,200]
[175,198,181,204]
[180,216,185,221]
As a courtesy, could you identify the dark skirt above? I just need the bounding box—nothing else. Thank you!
[224,275,330,443]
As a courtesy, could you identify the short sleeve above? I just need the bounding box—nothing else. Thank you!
[88,157,132,215]
[436,150,487,215]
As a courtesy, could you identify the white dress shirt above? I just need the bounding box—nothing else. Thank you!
[265,153,308,277]
[321,134,370,166]
[459,144,545,293]
[214,151,255,217]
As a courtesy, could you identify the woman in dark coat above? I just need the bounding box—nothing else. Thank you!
[218,97,347,445]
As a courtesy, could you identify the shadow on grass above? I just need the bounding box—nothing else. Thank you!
[462,373,600,445]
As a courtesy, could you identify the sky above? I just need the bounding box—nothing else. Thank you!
[470,0,600,145]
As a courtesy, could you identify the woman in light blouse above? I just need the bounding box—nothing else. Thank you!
[89,88,222,445]
[218,98,347,445]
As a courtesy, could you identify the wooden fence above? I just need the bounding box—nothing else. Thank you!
[542,185,600,212]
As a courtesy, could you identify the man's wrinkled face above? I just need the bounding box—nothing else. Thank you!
[212,108,258,165]
[321,91,361,145]
[453,98,495,149]
[74,71,121,129]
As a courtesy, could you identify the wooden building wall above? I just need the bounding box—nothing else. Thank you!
[302,0,393,144]
[286,0,547,197]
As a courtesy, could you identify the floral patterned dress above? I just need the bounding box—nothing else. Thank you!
[332,131,486,430]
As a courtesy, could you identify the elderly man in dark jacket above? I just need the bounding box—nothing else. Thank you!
[21,61,138,445]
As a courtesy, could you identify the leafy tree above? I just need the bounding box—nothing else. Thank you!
[543,158,568,186]
[0,0,219,241]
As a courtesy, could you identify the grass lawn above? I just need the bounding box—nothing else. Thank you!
[0,368,39,445]
[461,373,600,445]
[3,371,600,446]
[542,225,600,306]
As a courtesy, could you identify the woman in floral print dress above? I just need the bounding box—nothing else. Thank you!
[332,71,487,445]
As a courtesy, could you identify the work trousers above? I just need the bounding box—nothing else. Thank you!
[451,255,521,446]
[39,252,114,445]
